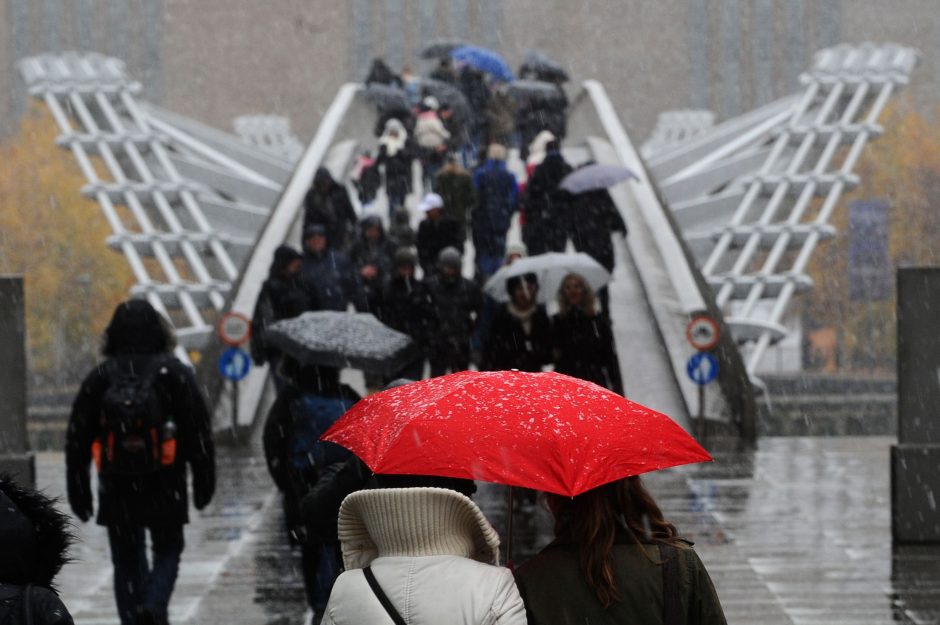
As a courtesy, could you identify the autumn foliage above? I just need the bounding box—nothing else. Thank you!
[803,101,940,373]
[0,103,132,385]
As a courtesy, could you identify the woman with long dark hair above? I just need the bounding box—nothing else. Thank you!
[514,476,727,625]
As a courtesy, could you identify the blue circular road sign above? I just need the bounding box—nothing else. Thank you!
[686,352,719,386]
[219,347,251,381]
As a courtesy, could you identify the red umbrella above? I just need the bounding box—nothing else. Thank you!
[322,370,710,497]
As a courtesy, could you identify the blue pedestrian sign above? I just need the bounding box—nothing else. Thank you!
[686,352,719,386]
[219,347,251,381]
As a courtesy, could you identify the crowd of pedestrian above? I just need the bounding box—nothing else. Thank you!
[34,44,725,625]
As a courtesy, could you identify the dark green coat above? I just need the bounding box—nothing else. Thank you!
[515,537,727,625]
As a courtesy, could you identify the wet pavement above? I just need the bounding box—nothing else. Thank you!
[35,436,940,625]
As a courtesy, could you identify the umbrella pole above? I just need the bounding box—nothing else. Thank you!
[506,485,514,570]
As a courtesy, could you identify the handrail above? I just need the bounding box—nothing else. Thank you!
[205,83,362,432]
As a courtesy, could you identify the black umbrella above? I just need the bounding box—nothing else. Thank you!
[508,80,567,107]
[417,78,471,118]
[364,83,410,112]
[519,50,570,83]
[266,311,420,376]
[420,38,466,60]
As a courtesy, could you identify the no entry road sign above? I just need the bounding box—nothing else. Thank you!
[218,312,251,346]
[686,315,720,351]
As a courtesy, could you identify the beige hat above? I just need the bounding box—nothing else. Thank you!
[337,487,501,570]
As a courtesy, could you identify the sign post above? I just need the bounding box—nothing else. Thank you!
[685,316,720,441]
[217,313,252,443]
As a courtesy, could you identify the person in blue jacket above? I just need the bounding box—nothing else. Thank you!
[471,143,519,282]
[262,358,361,625]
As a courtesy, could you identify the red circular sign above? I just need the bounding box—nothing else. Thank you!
[218,311,252,346]
[686,315,720,351]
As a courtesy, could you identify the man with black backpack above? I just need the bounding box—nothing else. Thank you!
[66,300,215,625]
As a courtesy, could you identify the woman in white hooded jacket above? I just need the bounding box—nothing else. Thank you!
[322,487,527,625]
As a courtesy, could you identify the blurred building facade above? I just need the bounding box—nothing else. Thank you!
[2,1,939,144]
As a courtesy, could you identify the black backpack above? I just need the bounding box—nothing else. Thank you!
[96,357,173,476]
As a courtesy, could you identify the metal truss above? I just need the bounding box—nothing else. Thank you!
[18,53,293,361]
[640,109,715,158]
[233,115,304,163]
[644,44,917,378]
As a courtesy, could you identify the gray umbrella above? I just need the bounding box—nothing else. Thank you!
[364,83,410,112]
[559,163,637,194]
[519,51,570,83]
[508,79,567,105]
[266,311,419,376]
[417,78,470,119]
[420,39,466,59]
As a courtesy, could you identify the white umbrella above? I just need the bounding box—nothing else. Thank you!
[483,252,611,304]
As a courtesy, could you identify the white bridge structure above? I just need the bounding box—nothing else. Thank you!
[18,44,916,440]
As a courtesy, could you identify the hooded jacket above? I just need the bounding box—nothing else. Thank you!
[250,245,312,365]
[0,475,75,625]
[322,488,526,625]
[66,302,215,528]
[302,168,357,250]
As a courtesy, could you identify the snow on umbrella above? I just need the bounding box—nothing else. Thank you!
[559,162,637,194]
[519,50,570,83]
[450,45,514,83]
[322,370,711,498]
[266,311,419,376]
[363,83,410,112]
[420,38,466,59]
[483,252,611,304]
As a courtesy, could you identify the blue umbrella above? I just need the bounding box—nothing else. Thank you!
[450,45,514,82]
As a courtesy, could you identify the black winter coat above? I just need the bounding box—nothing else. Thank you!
[302,168,358,250]
[250,274,313,365]
[0,584,73,625]
[378,275,434,350]
[435,168,476,231]
[483,304,552,372]
[416,217,464,275]
[301,248,358,312]
[376,144,413,200]
[425,274,482,359]
[523,152,572,255]
[552,308,623,395]
[0,475,74,625]
[567,189,627,272]
[66,354,216,527]
[349,226,398,314]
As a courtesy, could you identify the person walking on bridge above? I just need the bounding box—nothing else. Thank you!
[552,272,623,395]
[66,300,215,625]
[301,225,358,312]
[303,167,357,252]
[471,143,519,281]
[515,476,727,625]
[522,139,572,255]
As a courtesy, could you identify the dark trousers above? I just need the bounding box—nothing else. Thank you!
[429,353,470,377]
[300,540,343,616]
[107,524,185,625]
